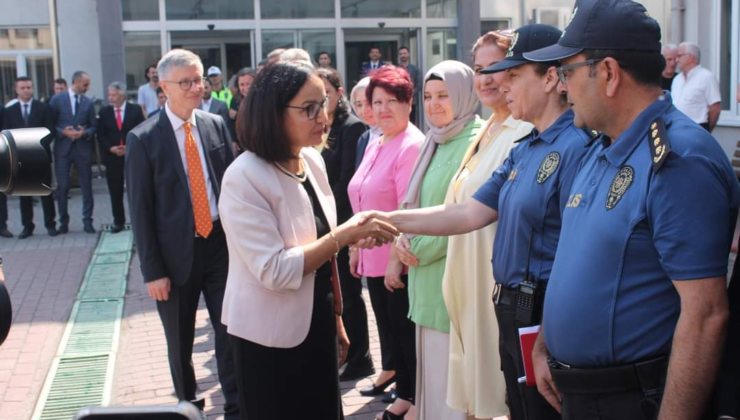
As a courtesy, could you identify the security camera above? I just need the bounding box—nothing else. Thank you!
[378,22,386,28]
[207,24,215,31]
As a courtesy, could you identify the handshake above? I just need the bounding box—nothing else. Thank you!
[335,211,399,250]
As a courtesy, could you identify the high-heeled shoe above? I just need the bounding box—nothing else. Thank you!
[360,375,396,396]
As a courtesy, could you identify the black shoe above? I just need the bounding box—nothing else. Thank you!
[18,227,33,239]
[84,224,96,234]
[382,408,407,420]
[58,225,68,234]
[340,365,376,382]
[47,227,59,237]
[360,375,396,396]
[111,224,124,233]
[381,388,397,404]
[0,228,13,238]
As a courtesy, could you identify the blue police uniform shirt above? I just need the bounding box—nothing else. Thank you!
[473,109,592,289]
[544,93,740,368]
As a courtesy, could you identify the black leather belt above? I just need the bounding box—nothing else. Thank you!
[492,283,517,306]
[548,356,668,395]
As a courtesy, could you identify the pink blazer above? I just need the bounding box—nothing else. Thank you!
[219,147,337,348]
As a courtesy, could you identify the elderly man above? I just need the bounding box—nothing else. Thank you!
[126,49,238,418]
[661,44,678,91]
[97,82,145,233]
[672,42,722,132]
[525,1,738,419]
[49,71,97,234]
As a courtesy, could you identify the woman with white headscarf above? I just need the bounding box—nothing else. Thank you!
[390,60,482,420]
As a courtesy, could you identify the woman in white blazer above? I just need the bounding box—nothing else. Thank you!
[219,61,397,420]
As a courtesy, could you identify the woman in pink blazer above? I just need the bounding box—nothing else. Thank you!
[219,61,397,420]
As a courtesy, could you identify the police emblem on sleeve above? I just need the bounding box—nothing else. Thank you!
[606,166,635,210]
[537,152,560,183]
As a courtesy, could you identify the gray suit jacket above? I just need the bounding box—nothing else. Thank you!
[206,99,230,126]
[49,91,97,158]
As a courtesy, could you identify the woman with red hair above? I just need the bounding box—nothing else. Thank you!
[348,66,423,420]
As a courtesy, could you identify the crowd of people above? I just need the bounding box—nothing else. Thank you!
[1,0,739,419]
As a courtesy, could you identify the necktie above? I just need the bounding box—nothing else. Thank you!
[74,94,79,117]
[183,122,213,238]
[22,104,29,127]
[115,108,123,145]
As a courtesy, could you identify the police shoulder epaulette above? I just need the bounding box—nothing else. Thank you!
[583,128,601,147]
[648,117,671,172]
[513,129,534,144]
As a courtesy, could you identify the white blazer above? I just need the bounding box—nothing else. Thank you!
[219,147,338,348]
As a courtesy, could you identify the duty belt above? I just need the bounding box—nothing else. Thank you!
[492,283,516,306]
[548,356,668,396]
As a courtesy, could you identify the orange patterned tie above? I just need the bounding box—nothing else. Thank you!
[183,122,213,238]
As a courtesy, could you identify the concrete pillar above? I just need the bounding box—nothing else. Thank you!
[457,0,481,66]
[97,0,126,101]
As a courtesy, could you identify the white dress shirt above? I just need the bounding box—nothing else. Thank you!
[165,102,219,220]
[114,101,127,124]
[19,99,32,120]
[671,65,722,124]
[68,87,80,116]
[137,83,159,114]
[201,98,212,112]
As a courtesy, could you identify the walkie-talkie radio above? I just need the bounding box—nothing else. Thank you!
[515,228,545,326]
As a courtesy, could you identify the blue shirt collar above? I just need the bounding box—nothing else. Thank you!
[527,109,575,145]
[602,92,674,167]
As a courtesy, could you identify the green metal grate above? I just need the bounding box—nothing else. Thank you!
[59,300,123,356]
[94,230,134,255]
[77,262,128,300]
[34,355,113,420]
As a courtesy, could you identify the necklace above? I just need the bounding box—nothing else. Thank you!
[274,157,307,183]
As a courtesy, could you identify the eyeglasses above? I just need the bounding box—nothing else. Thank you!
[556,59,605,85]
[162,77,207,91]
[286,96,330,120]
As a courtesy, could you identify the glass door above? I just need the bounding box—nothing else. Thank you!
[170,30,253,83]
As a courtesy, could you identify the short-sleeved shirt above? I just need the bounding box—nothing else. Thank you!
[137,83,158,115]
[544,93,740,368]
[473,109,592,289]
[347,124,423,277]
[671,65,722,124]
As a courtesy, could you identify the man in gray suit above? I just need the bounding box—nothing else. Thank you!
[49,71,98,234]
[201,79,230,122]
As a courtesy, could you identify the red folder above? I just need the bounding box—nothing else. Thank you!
[518,325,540,387]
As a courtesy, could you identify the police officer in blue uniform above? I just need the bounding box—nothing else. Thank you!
[372,24,592,420]
[523,1,740,419]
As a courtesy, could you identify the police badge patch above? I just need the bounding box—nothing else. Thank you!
[537,152,560,183]
[606,166,635,210]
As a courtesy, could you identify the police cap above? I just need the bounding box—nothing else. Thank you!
[481,24,562,74]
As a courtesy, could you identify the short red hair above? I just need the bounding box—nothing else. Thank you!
[366,65,414,104]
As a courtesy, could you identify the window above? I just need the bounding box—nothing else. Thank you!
[340,0,421,18]
[262,31,296,59]
[0,29,52,51]
[427,29,457,69]
[124,32,162,96]
[261,0,334,18]
[27,57,54,101]
[720,0,733,111]
[301,31,336,67]
[122,0,160,20]
[427,0,457,18]
[0,58,18,105]
[165,0,254,20]
[481,19,511,35]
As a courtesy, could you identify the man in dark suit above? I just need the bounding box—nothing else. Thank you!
[126,49,238,419]
[49,71,98,234]
[201,80,230,121]
[147,87,167,118]
[1,77,58,238]
[361,46,386,77]
[97,82,145,233]
[0,103,10,238]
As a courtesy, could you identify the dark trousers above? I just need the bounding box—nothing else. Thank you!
[701,122,711,132]
[55,145,94,226]
[104,156,126,226]
[155,223,238,419]
[369,275,416,402]
[560,391,659,420]
[0,193,56,230]
[366,276,394,371]
[337,247,373,371]
[495,301,561,420]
